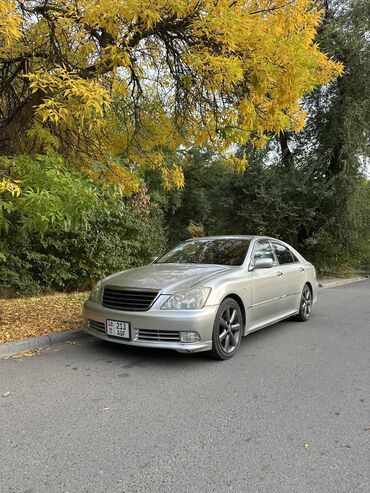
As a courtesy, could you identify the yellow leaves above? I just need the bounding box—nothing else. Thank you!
[103,46,131,70]
[239,99,257,129]
[161,167,171,190]
[225,153,249,173]
[1,0,343,188]
[187,221,205,237]
[287,106,308,133]
[26,67,111,128]
[185,51,244,90]
[252,133,269,150]
[0,0,21,46]
[3,349,42,360]
[172,166,185,189]
[105,163,141,194]
[137,4,162,30]
[37,100,69,124]
[0,178,21,197]
[160,165,185,190]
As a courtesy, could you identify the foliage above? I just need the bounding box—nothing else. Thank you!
[275,0,370,269]
[0,0,343,189]
[292,0,370,176]
[187,221,205,238]
[0,0,367,299]
[0,156,167,295]
[153,145,370,273]
[0,155,103,233]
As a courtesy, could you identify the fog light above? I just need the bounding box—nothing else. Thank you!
[180,331,200,343]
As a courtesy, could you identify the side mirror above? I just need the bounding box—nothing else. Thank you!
[252,257,274,270]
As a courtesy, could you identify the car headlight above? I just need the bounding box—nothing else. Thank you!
[89,281,102,303]
[161,287,211,310]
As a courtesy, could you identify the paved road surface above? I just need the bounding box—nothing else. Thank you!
[1,281,369,492]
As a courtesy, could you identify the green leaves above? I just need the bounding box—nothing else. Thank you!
[0,155,167,295]
[0,155,100,234]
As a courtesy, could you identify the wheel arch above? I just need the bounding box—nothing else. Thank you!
[305,281,313,296]
[221,293,246,330]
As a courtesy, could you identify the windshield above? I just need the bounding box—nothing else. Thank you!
[157,239,251,266]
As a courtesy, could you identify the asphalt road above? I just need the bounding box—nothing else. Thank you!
[1,281,369,493]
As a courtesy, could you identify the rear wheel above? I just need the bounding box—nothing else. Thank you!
[210,298,243,360]
[295,284,312,322]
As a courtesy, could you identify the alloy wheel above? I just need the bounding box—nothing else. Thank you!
[301,286,312,319]
[218,306,241,354]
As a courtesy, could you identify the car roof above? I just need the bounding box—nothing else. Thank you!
[184,235,285,241]
[184,235,255,241]
[183,235,297,247]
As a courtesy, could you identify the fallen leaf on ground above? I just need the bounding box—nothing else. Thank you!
[364,427,370,432]
[0,291,89,344]
[21,349,41,357]
[5,349,42,360]
[303,443,309,449]
[2,391,12,398]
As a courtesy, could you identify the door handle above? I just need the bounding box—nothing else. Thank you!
[300,267,305,271]
[276,271,283,277]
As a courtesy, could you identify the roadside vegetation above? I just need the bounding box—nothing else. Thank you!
[1,0,369,306]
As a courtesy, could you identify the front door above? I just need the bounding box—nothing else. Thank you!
[271,242,303,312]
[249,240,285,328]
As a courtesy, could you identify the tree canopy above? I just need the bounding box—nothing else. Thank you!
[1,0,342,185]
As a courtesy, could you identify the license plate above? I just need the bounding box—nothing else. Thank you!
[106,320,130,339]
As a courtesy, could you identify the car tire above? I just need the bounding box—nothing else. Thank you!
[210,298,243,360]
[295,283,312,322]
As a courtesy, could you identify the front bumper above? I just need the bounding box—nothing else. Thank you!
[83,300,217,353]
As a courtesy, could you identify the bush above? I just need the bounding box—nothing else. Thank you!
[0,156,167,296]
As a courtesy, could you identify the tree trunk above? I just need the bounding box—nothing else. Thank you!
[0,91,43,155]
[279,132,294,169]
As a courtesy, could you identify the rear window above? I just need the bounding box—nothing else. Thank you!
[272,243,295,265]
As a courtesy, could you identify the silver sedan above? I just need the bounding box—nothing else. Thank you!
[84,236,318,360]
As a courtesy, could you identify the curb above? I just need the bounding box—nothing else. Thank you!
[318,276,368,289]
[0,328,87,358]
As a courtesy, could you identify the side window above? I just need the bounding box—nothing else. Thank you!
[253,240,276,263]
[273,243,295,265]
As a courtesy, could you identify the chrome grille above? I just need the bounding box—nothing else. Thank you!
[102,288,158,311]
[137,329,181,342]
[88,320,105,333]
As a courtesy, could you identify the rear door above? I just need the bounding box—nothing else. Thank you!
[271,242,303,313]
[249,239,286,327]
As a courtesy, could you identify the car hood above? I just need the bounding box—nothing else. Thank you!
[102,263,237,293]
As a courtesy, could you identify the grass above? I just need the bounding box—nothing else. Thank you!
[0,291,89,344]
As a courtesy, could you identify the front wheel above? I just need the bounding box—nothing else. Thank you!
[295,284,312,322]
[210,298,243,360]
